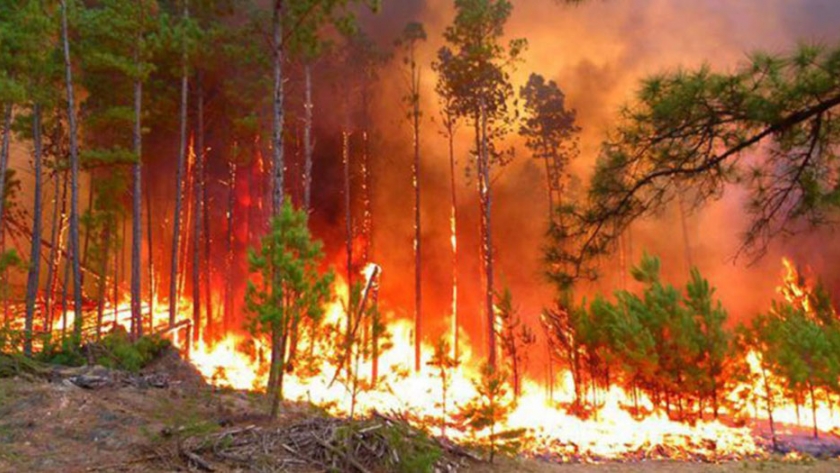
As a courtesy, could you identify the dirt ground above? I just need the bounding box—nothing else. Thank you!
[1,354,838,473]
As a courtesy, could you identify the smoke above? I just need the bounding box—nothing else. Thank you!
[5,0,840,359]
[346,0,840,357]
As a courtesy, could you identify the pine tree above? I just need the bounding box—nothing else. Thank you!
[397,21,427,372]
[245,201,334,418]
[437,0,526,367]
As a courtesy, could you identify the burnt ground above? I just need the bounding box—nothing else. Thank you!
[0,352,838,473]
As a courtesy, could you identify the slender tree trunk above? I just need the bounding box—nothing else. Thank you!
[342,130,353,370]
[677,186,693,273]
[24,105,44,357]
[146,156,154,319]
[478,102,495,368]
[171,4,189,327]
[81,179,94,281]
[44,161,64,332]
[269,321,282,418]
[96,226,110,340]
[131,44,144,339]
[809,383,819,439]
[271,0,285,214]
[412,59,422,372]
[60,231,70,339]
[224,161,235,334]
[303,63,314,213]
[61,0,84,343]
[760,364,777,450]
[198,73,212,339]
[193,73,204,343]
[447,120,458,361]
[0,104,12,237]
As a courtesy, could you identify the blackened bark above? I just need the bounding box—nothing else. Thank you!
[24,105,44,357]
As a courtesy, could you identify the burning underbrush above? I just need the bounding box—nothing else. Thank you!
[4,256,840,467]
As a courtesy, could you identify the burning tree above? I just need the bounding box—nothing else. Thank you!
[746,274,840,439]
[437,0,526,368]
[244,201,334,418]
[494,287,535,399]
[397,21,427,373]
[427,336,459,438]
[457,363,519,462]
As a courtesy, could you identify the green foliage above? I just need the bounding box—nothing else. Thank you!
[457,363,518,462]
[381,421,442,473]
[38,331,170,372]
[544,253,740,420]
[520,72,580,178]
[747,292,840,437]
[552,42,840,284]
[494,287,535,398]
[245,201,334,407]
[434,0,525,167]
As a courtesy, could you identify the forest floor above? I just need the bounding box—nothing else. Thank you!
[1,351,839,473]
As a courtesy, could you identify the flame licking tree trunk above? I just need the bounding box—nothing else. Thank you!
[171,1,190,328]
[192,72,204,340]
[60,0,83,343]
[400,23,425,373]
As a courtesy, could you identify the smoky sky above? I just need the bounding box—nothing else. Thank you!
[349,0,840,350]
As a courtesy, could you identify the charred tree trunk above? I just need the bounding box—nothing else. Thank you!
[447,118,458,360]
[81,179,94,283]
[478,102,495,368]
[146,154,154,319]
[0,104,12,237]
[24,105,44,357]
[131,76,143,339]
[61,0,84,343]
[342,130,353,373]
[96,225,111,340]
[170,3,189,327]
[303,63,314,213]
[44,161,66,332]
[224,161,236,334]
[411,64,422,373]
[197,73,212,339]
[193,76,204,344]
[271,0,285,214]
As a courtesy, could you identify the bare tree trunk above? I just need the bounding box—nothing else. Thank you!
[412,62,422,373]
[198,73,212,339]
[146,157,154,320]
[24,105,44,357]
[224,161,236,335]
[44,160,65,332]
[447,120,459,361]
[303,63,314,213]
[96,226,111,340]
[0,104,12,237]
[193,71,204,343]
[61,0,84,343]
[809,383,819,439]
[271,0,285,214]
[170,3,189,327]
[342,130,353,371]
[131,74,143,339]
[479,102,495,368]
[81,178,94,282]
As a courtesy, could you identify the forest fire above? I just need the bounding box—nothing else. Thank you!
[3,0,840,470]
